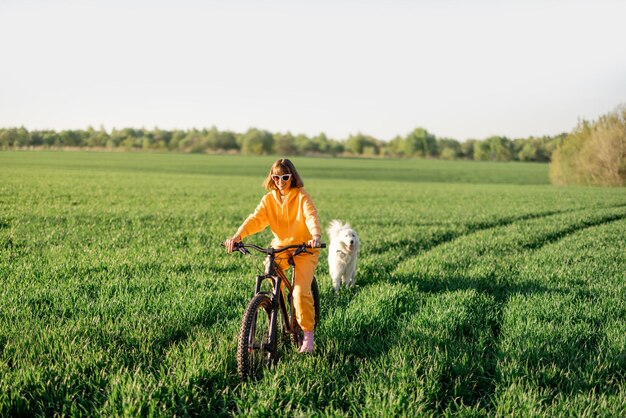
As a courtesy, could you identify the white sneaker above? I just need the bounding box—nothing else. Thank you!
[299,331,314,353]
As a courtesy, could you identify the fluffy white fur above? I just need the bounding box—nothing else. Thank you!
[327,219,360,292]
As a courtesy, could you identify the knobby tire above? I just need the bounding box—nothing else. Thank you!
[237,293,274,380]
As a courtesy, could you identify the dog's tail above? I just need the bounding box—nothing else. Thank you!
[327,219,349,239]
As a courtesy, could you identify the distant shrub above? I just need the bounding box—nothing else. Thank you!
[551,106,626,186]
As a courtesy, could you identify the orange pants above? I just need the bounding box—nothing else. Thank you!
[273,249,319,332]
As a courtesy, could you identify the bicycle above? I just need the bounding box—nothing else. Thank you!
[230,241,326,380]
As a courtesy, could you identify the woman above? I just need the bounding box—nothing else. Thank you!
[224,158,322,353]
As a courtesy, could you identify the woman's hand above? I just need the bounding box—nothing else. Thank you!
[307,235,321,248]
[224,235,242,253]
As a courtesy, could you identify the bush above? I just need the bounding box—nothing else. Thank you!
[551,106,626,186]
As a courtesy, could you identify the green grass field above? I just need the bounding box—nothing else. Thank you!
[1,151,625,416]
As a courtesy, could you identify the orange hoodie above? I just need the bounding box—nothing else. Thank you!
[237,187,321,247]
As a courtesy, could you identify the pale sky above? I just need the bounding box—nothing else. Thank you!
[1,0,625,141]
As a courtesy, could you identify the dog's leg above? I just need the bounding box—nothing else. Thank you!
[346,262,357,288]
[328,260,339,293]
[330,271,341,293]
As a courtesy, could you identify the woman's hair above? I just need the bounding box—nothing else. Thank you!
[262,158,304,191]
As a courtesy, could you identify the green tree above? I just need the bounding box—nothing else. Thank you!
[220,131,238,151]
[313,133,330,154]
[273,132,297,155]
[436,137,461,160]
[295,134,317,155]
[42,131,59,148]
[58,130,85,147]
[15,127,31,147]
[327,138,345,156]
[473,136,513,161]
[240,128,274,155]
[205,127,220,151]
[460,139,476,160]
[109,129,125,148]
[386,135,404,156]
[486,136,513,161]
[110,128,143,149]
[86,126,110,148]
[179,129,207,153]
[345,133,379,155]
[150,128,172,150]
[169,130,187,151]
[515,135,563,162]
[29,131,45,147]
[0,129,15,148]
[473,140,490,161]
[403,128,437,157]
[551,106,626,186]
[0,127,30,148]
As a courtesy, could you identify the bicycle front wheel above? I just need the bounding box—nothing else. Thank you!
[237,293,275,380]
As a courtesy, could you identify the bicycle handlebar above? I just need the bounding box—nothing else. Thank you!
[232,241,326,255]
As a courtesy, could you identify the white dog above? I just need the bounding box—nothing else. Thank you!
[327,219,360,292]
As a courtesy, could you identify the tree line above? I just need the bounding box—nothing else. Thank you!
[551,105,626,186]
[0,125,565,162]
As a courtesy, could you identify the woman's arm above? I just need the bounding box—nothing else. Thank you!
[224,196,269,252]
[302,190,322,247]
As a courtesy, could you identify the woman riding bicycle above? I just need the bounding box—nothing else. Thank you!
[224,158,322,353]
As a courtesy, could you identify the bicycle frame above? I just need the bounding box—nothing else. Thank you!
[234,241,325,377]
[252,251,297,355]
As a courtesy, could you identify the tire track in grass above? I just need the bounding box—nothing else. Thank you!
[382,270,552,413]
[521,211,626,251]
[497,292,623,399]
[386,205,626,285]
[229,282,417,416]
[321,243,532,412]
[493,218,626,410]
[364,203,626,280]
[359,206,626,412]
[359,208,574,285]
[312,280,418,411]
[318,283,414,360]
[351,288,500,415]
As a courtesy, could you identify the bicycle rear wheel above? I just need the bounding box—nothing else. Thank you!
[237,293,275,380]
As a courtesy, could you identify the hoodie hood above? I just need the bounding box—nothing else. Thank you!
[271,187,297,206]
[237,187,321,247]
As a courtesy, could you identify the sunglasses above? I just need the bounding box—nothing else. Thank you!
[271,173,292,182]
